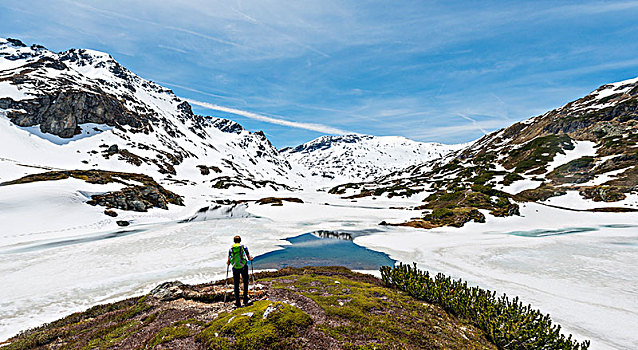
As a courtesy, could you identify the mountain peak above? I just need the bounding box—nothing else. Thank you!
[282,133,464,184]
[3,38,27,47]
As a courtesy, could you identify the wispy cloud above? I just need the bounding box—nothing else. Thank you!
[457,114,489,135]
[157,81,247,104]
[231,8,331,58]
[63,0,256,51]
[4,0,637,147]
[409,119,506,140]
[186,98,352,135]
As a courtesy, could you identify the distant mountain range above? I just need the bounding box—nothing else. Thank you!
[0,37,460,194]
[281,134,465,186]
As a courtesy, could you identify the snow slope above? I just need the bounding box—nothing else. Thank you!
[282,134,465,187]
[0,38,299,194]
[0,37,469,197]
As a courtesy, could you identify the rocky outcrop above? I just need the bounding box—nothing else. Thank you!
[149,281,186,301]
[391,207,486,229]
[87,184,183,212]
[0,89,151,138]
[256,197,304,206]
[0,170,184,212]
[579,186,628,202]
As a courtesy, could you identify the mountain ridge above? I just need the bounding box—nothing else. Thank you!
[0,37,464,193]
[282,134,465,186]
[2,36,636,231]
[330,75,638,228]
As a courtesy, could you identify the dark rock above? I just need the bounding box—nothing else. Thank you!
[580,186,627,202]
[6,38,27,47]
[104,210,118,217]
[107,144,119,154]
[197,165,210,175]
[116,220,130,227]
[256,197,304,205]
[89,183,183,212]
[149,281,185,301]
[210,118,244,134]
[3,90,151,138]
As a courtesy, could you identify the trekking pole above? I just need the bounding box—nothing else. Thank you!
[223,264,229,303]
[250,260,256,287]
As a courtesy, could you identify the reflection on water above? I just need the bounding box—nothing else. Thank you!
[254,231,395,270]
[314,230,353,240]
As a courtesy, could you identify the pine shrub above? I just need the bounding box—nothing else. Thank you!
[380,263,590,350]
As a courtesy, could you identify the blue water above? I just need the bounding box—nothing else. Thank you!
[503,224,638,238]
[505,227,598,237]
[253,231,395,270]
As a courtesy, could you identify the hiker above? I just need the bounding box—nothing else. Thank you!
[227,235,253,307]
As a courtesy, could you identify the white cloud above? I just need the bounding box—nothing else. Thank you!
[186,98,353,135]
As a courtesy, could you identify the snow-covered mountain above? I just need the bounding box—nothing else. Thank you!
[4,35,635,234]
[0,38,298,192]
[332,75,638,228]
[282,134,464,185]
[0,37,470,196]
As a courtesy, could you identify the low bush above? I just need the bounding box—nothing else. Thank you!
[380,263,590,350]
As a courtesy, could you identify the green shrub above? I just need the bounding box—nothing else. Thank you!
[430,208,454,219]
[380,263,590,350]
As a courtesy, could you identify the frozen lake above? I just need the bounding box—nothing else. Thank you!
[1,197,637,350]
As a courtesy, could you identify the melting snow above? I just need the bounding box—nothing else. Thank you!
[0,81,28,100]
[16,123,114,145]
[545,141,597,173]
[580,167,632,186]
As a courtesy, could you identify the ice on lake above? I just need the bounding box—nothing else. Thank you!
[1,195,637,350]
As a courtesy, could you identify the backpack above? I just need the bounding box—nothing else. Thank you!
[230,244,247,269]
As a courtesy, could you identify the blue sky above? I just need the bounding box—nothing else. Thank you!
[2,1,638,147]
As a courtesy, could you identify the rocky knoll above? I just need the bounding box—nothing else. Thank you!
[0,267,496,350]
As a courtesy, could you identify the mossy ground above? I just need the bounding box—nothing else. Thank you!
[264,268,495,350]
[2,267,496,350]
[197,300,312,349]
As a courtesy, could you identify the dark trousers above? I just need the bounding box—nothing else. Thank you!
[232,265,249,305]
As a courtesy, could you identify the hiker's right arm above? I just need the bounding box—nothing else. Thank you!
[245,246,253,261]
